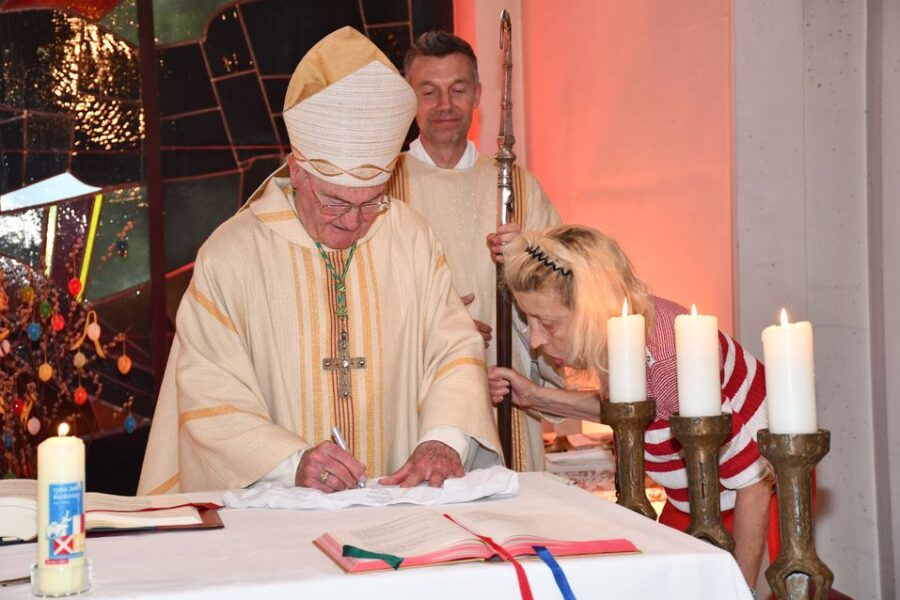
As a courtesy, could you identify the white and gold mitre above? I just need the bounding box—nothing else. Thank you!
[282,26,416,187]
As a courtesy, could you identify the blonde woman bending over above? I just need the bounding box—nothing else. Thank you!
[488,224,773,590]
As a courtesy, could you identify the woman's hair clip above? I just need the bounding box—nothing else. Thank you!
[525,244,572,278]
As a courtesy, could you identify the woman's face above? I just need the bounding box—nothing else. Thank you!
[515,288,572,368]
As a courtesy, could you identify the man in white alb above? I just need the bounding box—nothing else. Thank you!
[385,31,562,471]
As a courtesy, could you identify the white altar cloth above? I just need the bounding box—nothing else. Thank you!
[0,473,751,599]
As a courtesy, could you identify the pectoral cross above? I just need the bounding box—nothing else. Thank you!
[322,330,366,399]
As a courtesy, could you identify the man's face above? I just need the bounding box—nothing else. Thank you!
[289,157,388,250]
[407,53,481,148]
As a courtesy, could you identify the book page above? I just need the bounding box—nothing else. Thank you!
[0,479,217,513]
[450,510,613,545]
[331,511,475,556]
[84,491,210,512]
[87,505,202,529]
[0,480,37,541]
[0,478,38,501]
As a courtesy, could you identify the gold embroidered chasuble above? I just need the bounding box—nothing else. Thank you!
[386,153,562,471]
[138,172,501,495]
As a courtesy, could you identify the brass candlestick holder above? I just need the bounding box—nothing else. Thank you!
[669,414,735,551]
[758,429,833,600]
[600,399,657,520]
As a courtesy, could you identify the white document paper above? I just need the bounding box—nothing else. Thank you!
[222,465,518,511]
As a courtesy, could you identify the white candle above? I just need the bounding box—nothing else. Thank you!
[607,298,647,403]
[761,308,817,434]
[674,304,722,416]
[36,422,88,595]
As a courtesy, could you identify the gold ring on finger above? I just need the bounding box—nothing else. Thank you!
[319,470,330,484]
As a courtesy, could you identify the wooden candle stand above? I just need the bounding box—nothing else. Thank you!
[759,429,833,600]
[670,413,735,552]
[600,399,657,520]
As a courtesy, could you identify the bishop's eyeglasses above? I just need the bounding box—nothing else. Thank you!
[306,177,390,218]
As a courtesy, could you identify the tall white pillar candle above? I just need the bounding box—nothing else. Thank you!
[761,308,817,434]
[607,299,647,403]
[674,304,722,416]
[35,422,88,596]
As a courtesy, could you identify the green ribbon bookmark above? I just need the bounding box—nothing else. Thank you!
[342,545,404,570]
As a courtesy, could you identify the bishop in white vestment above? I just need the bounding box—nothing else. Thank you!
[138,27,500,495]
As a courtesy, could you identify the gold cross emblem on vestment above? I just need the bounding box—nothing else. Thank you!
[322,330,366,399]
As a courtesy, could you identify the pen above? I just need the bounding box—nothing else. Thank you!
[331,426,366,488]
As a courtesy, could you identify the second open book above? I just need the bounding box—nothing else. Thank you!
[314,508,638,572]
[0,479,222,543]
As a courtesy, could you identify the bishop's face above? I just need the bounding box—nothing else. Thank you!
[407,53,481,150]
[289,158,388,250]
[514,288,573,369]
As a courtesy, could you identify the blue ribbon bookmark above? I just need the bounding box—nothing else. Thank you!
[534,546,577,600]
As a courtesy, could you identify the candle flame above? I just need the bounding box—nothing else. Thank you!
[621,298,629,317]
[780,307,789,326]
[690,303,698,317]
[58,422,70,437]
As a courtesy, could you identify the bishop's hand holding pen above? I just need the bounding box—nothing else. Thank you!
[295,426,367,493]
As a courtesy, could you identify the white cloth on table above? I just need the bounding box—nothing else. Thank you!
[222,466,517,510]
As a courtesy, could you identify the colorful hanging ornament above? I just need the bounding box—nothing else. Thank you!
[20,394,34,426]
[51,313,65,332]
[117,355,132,375]
[73,386,88,405]
[73,351,87,369]
[123,396,136,434]
[117,338,131,375]
[26,417,40,436]
[27,322,42,341]
[70,310,106,358]
[2,431,12,448]
[68,278,83,296]
[19,285,35,304]
[116,239,128,257]
[12,397,24,416]
[0,286,7,313]
[38,362,53,381]
[39,301,52,320]
[0,339,10,357]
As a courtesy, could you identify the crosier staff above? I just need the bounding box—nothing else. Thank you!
[494,9,515,468]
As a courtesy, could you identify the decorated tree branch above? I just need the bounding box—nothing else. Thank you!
[0,242,131,479]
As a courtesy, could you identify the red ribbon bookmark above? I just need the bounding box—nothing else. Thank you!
[443,514,534,600]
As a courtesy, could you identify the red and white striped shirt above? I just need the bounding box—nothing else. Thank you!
[643,297,769,512]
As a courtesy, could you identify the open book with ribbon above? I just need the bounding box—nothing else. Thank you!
[0,479,223,544]
[313,508,638,573]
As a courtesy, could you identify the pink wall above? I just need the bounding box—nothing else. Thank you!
[521,1,734,331]
[461,1,734,332]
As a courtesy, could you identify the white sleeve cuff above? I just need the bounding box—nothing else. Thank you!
[257,449,305,487]
[420,426,469,464]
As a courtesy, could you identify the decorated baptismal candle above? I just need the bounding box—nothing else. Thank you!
[607,299,647,403]
[674,304,722,416]
[761,308,817,434]
[35,422,89,596]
